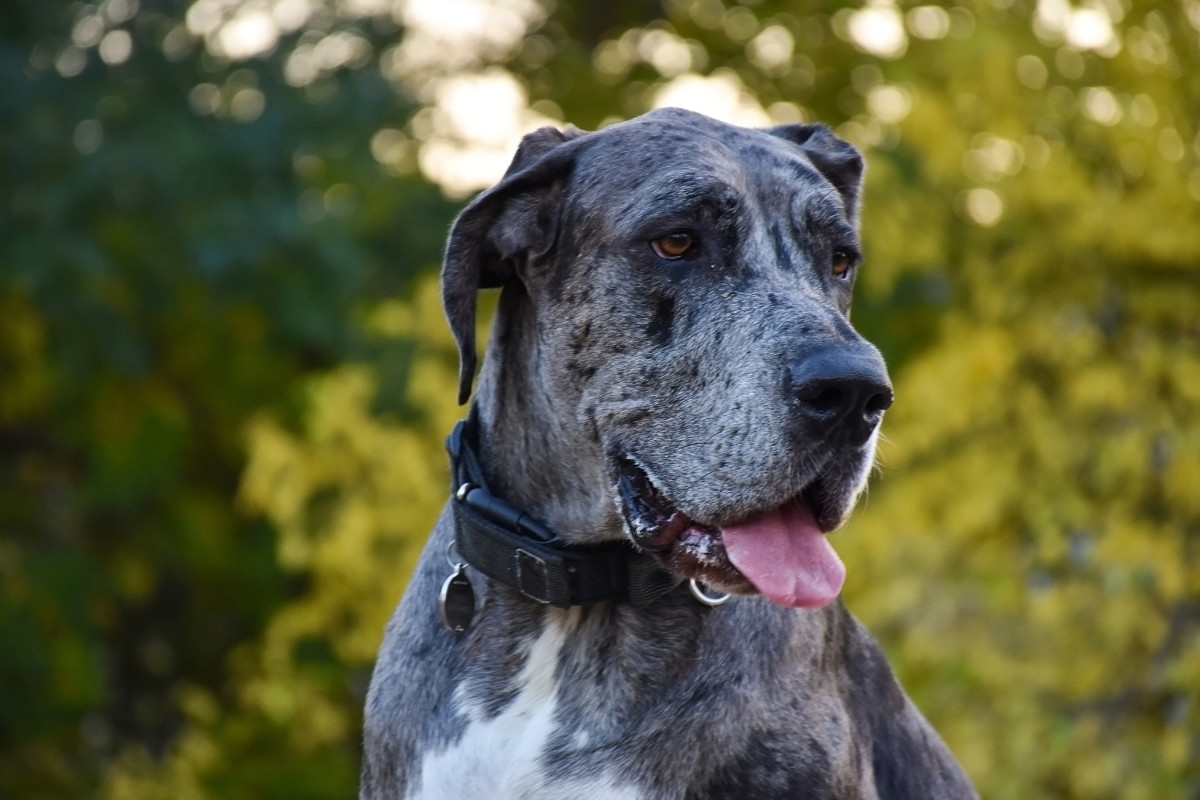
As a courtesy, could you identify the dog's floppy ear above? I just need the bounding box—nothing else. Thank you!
[767,123,865,224]
[442,125,587,404]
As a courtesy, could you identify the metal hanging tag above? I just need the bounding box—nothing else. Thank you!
[439,563,476,633]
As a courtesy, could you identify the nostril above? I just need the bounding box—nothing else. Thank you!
[798,384,845,417]
[865,388,894,416]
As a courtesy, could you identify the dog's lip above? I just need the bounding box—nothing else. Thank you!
[614,453,833,545]
[612,453,842,603]
[614,454,746,594]
[612,453,734,582]
[614,454,699,551]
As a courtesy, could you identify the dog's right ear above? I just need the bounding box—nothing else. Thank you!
[767,123,865,225]
[442,125,587,405]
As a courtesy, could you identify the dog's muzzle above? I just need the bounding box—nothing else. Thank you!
[613,342,892,610]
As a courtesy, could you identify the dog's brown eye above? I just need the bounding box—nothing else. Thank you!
[831,248,855,279]
[651,232,695,259]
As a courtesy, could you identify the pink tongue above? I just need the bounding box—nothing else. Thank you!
[722,502,845,608]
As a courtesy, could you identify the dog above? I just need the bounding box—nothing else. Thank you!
[361,108,977,799]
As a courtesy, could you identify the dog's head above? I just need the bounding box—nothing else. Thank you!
[443,108,891,609]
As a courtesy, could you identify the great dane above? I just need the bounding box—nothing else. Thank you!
[362,108,977,799]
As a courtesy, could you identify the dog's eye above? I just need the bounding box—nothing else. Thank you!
[831,248,857,279]
[651,232,696,260]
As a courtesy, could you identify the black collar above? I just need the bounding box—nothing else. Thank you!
[446,410,683,608]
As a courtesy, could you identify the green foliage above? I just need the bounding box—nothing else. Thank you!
[2,0,1198,797]
[1,0,455,794]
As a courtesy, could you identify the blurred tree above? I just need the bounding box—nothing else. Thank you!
[0,0,455,795]
[2,0,1198,798]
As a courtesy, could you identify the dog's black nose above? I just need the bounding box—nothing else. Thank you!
[787,347,893,446]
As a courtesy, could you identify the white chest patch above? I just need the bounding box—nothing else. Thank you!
[407,611,642,800]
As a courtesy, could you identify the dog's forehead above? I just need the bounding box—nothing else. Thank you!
[571,109,835,225]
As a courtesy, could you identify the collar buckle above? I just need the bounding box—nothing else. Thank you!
[514,548,552,604]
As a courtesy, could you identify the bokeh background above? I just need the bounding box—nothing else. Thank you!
[2,0,1198,797]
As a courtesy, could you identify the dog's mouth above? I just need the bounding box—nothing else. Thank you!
[614,456,846,608]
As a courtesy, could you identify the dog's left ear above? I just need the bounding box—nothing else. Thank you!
[442,125,588,404]
[767,124,865,224]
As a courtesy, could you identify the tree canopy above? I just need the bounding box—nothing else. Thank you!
[1,0,1197,797]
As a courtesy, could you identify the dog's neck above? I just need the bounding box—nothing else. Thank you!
[469,287,620,546]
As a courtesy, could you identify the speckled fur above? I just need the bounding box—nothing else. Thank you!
[361,109,977,799]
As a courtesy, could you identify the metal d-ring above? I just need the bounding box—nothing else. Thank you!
[688,579,731,606]
[445,540,464,570]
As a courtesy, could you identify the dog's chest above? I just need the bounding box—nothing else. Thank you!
[407,615,643,800]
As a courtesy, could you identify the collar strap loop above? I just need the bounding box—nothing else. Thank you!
[446,412,683,608]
